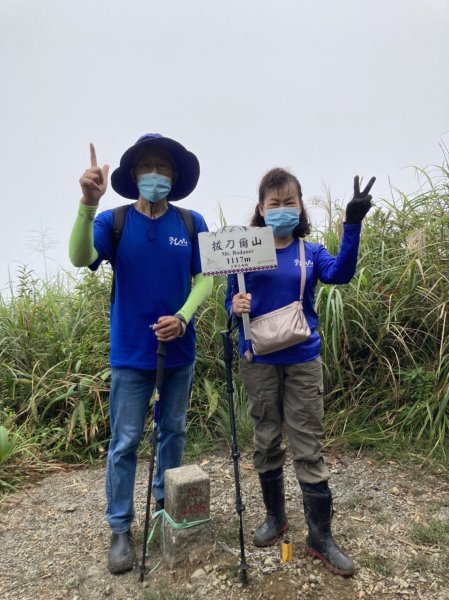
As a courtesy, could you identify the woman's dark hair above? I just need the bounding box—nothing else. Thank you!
[250,168,311,238]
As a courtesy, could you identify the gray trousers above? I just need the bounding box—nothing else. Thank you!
[239,356,330,484]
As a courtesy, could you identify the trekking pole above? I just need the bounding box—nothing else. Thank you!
[237,272,253,361]
[139,341,167,583]
[221,325,249,586]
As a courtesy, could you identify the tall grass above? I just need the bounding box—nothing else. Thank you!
[0,164,448,490]
[317,165,449,455]
[0,267,112,464]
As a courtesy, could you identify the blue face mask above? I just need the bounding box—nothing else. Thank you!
[264,208,300,237]
[137,173,172,203]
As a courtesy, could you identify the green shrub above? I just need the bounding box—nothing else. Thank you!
[0,164,448,491]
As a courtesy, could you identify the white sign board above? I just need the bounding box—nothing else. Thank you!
[198,226,277,276]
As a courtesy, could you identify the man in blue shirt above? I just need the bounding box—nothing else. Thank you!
[69,134,212,574]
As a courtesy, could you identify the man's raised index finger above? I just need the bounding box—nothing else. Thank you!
[361,176,376,197]
[90,143,98,168]
[353,175,360,197]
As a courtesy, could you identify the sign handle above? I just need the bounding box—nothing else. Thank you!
[237,272,252,341]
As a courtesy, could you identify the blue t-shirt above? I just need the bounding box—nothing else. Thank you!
[225,223,362,364]
[90,203,208,370]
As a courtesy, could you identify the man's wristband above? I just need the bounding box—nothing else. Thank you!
[174,313,187,337]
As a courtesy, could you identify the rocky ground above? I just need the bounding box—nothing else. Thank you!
[1,448,448,600]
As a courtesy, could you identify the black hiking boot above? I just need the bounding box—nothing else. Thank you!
[254,468,288,547]
[107,530,136,574]
[300,482,354,577]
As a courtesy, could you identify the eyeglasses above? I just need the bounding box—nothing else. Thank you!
[134,158,174,176]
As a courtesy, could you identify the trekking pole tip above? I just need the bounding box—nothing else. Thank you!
[138,564,150,583]
[240,562,249,586]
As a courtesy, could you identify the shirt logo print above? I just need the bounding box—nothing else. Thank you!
[294,258,313,267]
[169,237,189,246]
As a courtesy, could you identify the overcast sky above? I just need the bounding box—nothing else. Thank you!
[1,0,448,292]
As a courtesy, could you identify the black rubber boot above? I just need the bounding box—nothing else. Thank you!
[253,468,289,547]
[107,530,136,574]
[300,482,354,576]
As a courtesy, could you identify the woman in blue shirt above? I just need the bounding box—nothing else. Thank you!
[226,168,375,577]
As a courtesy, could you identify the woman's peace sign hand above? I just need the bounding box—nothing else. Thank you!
[345,175,376,224]
[79,143,110,206]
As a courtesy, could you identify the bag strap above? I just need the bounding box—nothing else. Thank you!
[299,238,306,302]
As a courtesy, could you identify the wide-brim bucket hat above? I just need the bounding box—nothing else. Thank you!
[111,133,200,200]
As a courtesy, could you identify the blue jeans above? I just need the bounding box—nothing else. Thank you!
[106,363,194,533]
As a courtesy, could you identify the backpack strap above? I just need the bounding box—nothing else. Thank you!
[111,204,129,257]
[109,204,195,303]
[174,206,195,242]
[110,204,129,303]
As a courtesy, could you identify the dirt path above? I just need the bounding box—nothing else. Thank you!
[1,449,448,600]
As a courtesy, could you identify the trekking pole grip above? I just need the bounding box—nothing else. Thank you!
[155,342,167,389]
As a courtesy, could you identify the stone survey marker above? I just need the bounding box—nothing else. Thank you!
[161,464,212,567]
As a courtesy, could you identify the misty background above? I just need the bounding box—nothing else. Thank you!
[1,0,448,291]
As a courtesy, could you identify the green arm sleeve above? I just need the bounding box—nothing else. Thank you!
[175,273,213,324]
[69,203,99,267]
